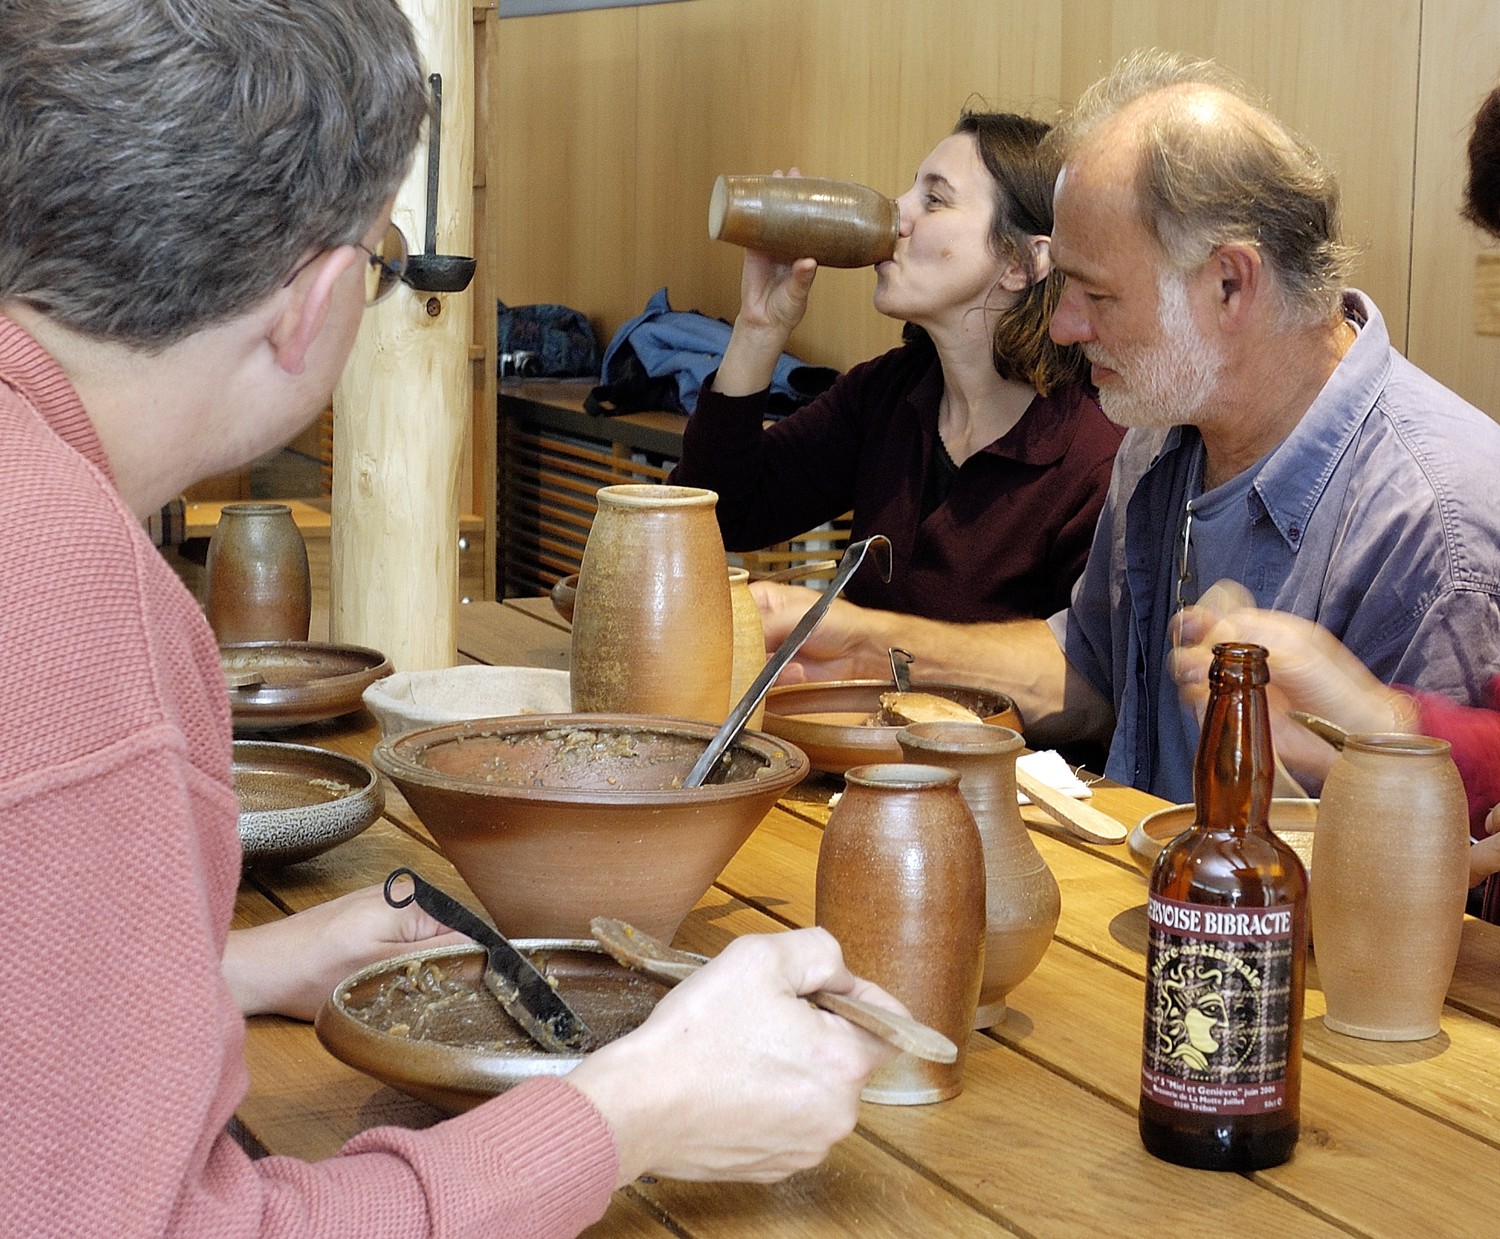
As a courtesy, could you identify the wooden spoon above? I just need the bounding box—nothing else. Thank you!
[1013,766,1128,845]
[589,916,958,1064]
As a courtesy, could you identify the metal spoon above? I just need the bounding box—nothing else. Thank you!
[589,916,957,1064]
[683,534,892,787]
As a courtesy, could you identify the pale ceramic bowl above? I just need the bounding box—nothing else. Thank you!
[362,665,571,738]
[371,714,810,941]
[1127,799,1320,878]
[316,941,688,1113]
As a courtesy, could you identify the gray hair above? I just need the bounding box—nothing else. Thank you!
[1049,48,1353,328]
[0,0,430,348]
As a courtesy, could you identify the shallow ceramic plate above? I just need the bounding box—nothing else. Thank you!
[233,739,384,867]
[315,941,695,1113]
[761,679,1023,775]
[1126,798,1320,879]
[223,641,392,733]
[362,665,571,738]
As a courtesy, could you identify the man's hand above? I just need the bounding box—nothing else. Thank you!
[567,928,901,1186]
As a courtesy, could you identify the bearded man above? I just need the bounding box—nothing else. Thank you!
[751,48,1500,801]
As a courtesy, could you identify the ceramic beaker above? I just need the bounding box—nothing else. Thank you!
[203,502,311,644]
[570,485,733,723]
[1311,733,1469,1040]
[897,723,1059,1027]
[709,174,899,268]
[816,763,984,1104]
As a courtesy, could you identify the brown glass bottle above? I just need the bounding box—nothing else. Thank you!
[1139,642,1308,1170]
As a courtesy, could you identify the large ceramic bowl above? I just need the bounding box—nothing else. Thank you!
[1126,799,1320,879]
[761,679,1023,775]
[371,714,810,940]
[362,665,571,738]
[233,740,384,867]
[316,941,687,1113]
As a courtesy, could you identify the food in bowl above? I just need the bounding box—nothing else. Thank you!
[872,691,983,726]
[317,941,688,1113]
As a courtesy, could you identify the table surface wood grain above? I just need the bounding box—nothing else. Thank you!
[236,599,1500,1237]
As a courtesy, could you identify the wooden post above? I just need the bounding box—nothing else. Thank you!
[330,1,474,670]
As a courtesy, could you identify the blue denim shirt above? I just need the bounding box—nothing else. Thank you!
[1049,293,1500,801]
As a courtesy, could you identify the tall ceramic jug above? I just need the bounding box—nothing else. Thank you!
[203,502,311,644]
[709,174,899,268]
[897,722,1059,1027]
[816,763,984,1104]
[1312,734,1469,1040]
[570,484,734,723]
[726,567,766,730]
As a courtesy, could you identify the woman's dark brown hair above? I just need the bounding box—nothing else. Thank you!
[953,109,1089,395]
[1465,85,1500,239]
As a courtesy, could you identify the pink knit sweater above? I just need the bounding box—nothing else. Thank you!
[0,317,618,1237]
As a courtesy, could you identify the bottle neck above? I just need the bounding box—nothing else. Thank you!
[1193,645,1274,835]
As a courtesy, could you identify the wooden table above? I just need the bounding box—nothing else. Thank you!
[237,598,1500,1237]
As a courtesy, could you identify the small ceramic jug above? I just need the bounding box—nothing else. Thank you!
[816,763,985,1104]
[1311,733,1470,1040]
[727,567,766,730]
[709,174,899,268]
[897,722,1059,1027]
[203,502,311,644]
[570,484,734,723]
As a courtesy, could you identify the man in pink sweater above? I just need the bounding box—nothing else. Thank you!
[0,3,898,1236]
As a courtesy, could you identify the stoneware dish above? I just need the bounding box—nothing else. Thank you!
[362,665,572,738]
[316,941,689,1113]
[1127,798,1320,879]
[761,679,1023,775]
[549,573,578,624]
[223,641,392,733]
[371,714,811,940]
[233,739,384,868]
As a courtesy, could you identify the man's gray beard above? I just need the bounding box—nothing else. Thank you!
[1092,272,1224,429]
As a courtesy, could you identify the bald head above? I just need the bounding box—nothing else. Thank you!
[1049,49,1352,328]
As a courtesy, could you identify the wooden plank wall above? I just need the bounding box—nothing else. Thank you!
[488,0,1500,422]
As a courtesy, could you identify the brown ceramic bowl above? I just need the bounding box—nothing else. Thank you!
[223,641,392,733]
[761,679,1024,775]
[1126,799,1320,879]
[316,941,691,1113]
[371,714,810,940]
[549,574,578,624]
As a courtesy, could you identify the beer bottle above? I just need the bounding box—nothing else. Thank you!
[1139,642,1308,1170]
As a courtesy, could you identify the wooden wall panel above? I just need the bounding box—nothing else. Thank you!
[1408,0,1500,419]
[488,0,1494,417]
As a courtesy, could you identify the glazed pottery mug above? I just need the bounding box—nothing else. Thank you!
[709,174,899,268]
[816,763,984,1104]
[1311,733,1469,1040]
[203,502,311,644]
[570,484,734,723]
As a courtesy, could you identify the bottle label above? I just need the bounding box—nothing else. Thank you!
[1141,893,1295,1116]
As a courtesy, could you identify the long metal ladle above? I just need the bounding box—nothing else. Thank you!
[684,534,892,787]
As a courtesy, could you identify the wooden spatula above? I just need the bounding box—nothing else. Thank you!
[1013,766,1127,845]
[589,916,958,1064]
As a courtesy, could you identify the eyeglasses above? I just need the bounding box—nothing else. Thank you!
[359,221,409,304]
[281,220,409,305]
